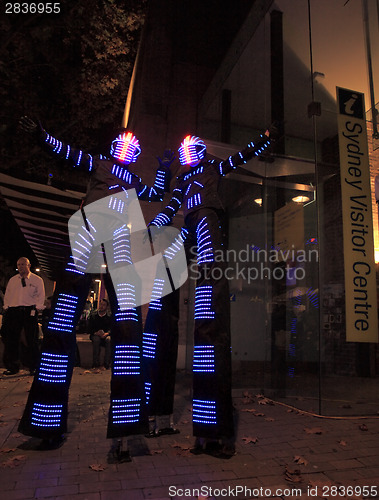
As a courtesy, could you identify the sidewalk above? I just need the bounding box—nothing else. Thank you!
[0,368,378,500]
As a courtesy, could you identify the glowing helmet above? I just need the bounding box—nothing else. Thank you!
[178,135,206,166]
[110,131,141,164]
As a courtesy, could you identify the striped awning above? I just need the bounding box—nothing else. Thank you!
[0,173,85,280]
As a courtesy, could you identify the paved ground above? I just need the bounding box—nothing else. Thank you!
[0,368,378,500]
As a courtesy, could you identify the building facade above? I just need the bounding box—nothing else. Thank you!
[126,0,379,415]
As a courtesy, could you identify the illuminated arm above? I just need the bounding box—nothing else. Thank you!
[106,167,170,202]
[149,186,183,226]
[41,130,94,172]
[19,116,93,172]
[218,130,272,176]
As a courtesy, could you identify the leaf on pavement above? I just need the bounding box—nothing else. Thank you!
[89,463,107,471]
[304,427,323,435]
[284,465,303,483]
[170,441,190,451]
[149,449,163,455]
[0,455,26,468]
[258,397,274,405]
[294,455,308,466]
[242,436,258,444]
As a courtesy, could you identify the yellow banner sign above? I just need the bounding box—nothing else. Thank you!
[337,87,378,342]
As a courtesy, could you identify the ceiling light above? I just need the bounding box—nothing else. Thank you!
[292,195,310,203]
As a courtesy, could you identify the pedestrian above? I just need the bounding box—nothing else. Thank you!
[87,297,112,369]
[1,257,45,376]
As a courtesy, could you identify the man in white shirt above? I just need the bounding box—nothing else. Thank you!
[2,257,45,375]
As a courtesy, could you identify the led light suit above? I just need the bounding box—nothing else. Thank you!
[18,125,172,440]
[145,133,272,440]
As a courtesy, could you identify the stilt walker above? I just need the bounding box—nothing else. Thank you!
[17,117,173,455]
[146,130,274,457]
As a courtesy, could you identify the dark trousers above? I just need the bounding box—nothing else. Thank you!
[144,208,234,439]
[143,287,180,416]
[91,335,111,368]
[2,306,40,373]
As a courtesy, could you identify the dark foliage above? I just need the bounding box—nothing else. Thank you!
[0,0,147,188]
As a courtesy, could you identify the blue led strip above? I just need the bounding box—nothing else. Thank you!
[154,169,166,191]
[111,163,135,183]
[76,150,83,166]
[148,278,165,310]
[306,287,319,308]
[115,283,138,321]
[65,256,85,275]
[45,134,61,150]
[137,185,147,197]
[38,353,69,383]
[145,382,152,405]
[193,345,215,373]
[194,285,215,320]
[142,332,158,359]
[289,343,296,357]
[290,317,297,335]
[48,294,79,333]
[163,232,185,261]
[108,195,126,214]
[150,213,171,227]
[187,193,202,210]
[148,187,158,199]
[66,224,95,274]
[192,399,217,425]
[115,308,139,322]
[183,166,204,181]
[113,345,141,375]
[111,398,141,424]
[196,217,214,264]
[31,403,63,427]
[113,225,132,264]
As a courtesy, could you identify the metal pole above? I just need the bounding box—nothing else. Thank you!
[362,0,379,138]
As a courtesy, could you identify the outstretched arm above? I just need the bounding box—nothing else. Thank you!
[218,126,276,176]
[19,116,94,172]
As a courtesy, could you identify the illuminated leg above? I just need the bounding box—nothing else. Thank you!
[18,254,93,439]
[104,227,149,438]
[143,228,189,434]
[143,284,180,435]
[189,209,234,442]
